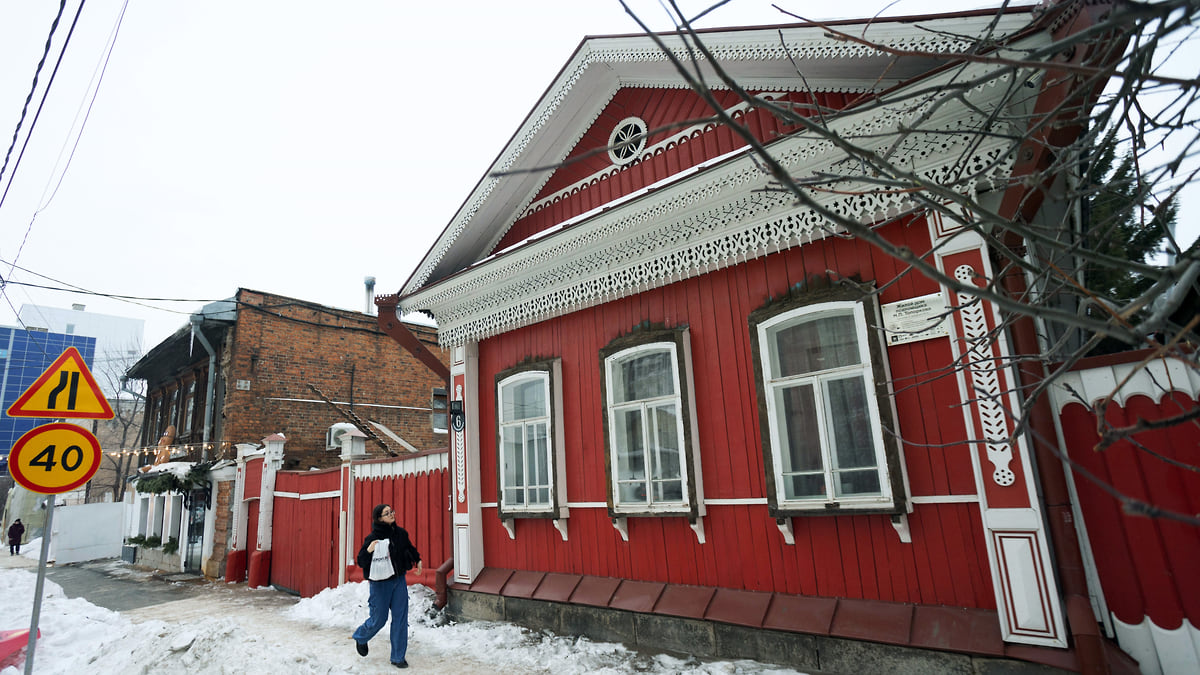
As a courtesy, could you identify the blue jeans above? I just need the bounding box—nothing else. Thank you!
[352,575,410,663]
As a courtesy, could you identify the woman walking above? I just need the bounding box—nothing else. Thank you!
[352,503,422,668]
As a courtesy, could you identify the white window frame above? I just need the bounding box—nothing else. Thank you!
[494,359,569,525]
[602,334,700,517]
[755,298,899,513]
[497,370,554,513]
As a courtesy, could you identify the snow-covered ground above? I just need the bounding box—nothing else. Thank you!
[0,558,807,674]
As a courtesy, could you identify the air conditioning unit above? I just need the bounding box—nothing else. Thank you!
[326,422,357,451]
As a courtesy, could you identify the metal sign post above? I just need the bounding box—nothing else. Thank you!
[23,498,54,675]
[6,350,114,673]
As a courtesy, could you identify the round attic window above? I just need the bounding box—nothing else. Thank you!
[608,117,647,166]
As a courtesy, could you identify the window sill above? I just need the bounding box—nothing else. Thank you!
[609,512,706,544]
[499,512,569,541]
[497,509,559,520]
[771,500,900,518]
[610,502,693,516]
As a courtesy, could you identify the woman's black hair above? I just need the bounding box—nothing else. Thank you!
[371,503,392,523]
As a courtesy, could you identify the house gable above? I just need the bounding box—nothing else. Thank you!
[494,87,856,254]
[399,9,1039,305]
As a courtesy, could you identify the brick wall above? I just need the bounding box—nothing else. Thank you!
[220,290,449,470]
[204,479,234,578]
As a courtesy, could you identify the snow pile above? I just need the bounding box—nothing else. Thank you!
[18,538,42,561]
[0,567,158,673]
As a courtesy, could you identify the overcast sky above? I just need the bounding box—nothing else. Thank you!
[0,0,1188,353]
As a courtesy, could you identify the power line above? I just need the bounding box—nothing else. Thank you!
[38,0,131,211]
[0,271,412,335]
[0,276,216,308]
[0,0,89,354]
[0,0,68,187]
[0,0,86,213]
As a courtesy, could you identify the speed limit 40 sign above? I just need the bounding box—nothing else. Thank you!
[8,423,102,494]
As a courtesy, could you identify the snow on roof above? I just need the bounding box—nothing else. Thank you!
[138,461,196,479]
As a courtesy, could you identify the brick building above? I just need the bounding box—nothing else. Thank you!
[123,288,448,576]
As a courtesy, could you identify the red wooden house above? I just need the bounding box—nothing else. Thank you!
[378,4,1190,673]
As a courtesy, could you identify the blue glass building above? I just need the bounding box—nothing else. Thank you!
[0,327,97,457]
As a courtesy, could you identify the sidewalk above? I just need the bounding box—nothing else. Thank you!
[0,554,550,674]
[1,551,802,674]
[0,548,38,571]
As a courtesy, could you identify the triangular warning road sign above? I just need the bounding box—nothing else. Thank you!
[7,346,114,419]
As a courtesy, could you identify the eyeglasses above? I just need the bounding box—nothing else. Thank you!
[380,509,394,516]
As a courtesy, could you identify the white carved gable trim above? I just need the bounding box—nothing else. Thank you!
[403,58,1026,347]
[518,93,789,222]
[402,12,1037,297]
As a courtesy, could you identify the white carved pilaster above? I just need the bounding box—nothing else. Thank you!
[934,219,1067,648]
[451,343,485,584]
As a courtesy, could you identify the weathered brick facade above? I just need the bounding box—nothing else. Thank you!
[218,289,448,469]
[129,288,448,471]
[204,479,234,578]
[125,289,448,579]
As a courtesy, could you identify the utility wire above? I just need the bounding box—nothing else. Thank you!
[0,276,217,305]
[0,0,89,355]
[0,0,85,213]
[0,1,132,359]
[0,0,68,187]
[38,0,130,211]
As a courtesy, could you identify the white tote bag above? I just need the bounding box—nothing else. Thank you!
[368,539,395,581]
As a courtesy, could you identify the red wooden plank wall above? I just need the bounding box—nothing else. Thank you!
[353,468,451,575]
[270,468,341,597]
[1059,393,1200,630]
[246,501,260,555]
[495,89,855,253]
[263,463,450,597]
[474,216,995,609]
[243,457,263,499]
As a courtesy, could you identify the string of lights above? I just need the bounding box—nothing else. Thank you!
[100,441,237,461]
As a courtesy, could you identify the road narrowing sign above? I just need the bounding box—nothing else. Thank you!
[7,346,113,419]
[7,423,102,494]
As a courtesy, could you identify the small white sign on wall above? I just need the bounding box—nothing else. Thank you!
[881,293,950,345]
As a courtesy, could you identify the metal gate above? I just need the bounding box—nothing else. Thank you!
[184,488,207,572]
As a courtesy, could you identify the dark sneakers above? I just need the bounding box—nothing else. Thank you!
[355,641,368,657]
[392,661,408,668]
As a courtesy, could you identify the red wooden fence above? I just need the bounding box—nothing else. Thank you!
[1061,392,1200,630]
[261,452,451,597]
[1054,354,1200,674]
[350,458,450,586]
[271,468,341,597]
